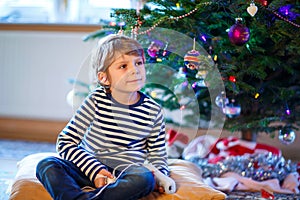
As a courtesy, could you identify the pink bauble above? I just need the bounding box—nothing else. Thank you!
[228,19,250,46]
[147,41,161,58]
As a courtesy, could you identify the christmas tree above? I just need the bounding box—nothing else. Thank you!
[83,0,300,141]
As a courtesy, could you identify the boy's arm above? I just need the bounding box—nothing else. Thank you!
[147,107,169,176]
[56,92,107,182]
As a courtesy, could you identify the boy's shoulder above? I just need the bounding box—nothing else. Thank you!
[91,87,106,95]
[88,87,107,99]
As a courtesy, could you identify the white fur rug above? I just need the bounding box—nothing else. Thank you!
[0,139,55,200]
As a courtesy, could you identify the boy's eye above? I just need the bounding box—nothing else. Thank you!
[136,61,144,66]
[120,64,127,69]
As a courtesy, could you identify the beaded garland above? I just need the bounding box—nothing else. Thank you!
[137,2,212,35]
[131,1,299,37]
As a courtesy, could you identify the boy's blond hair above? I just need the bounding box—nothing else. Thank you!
[91,34,145,82]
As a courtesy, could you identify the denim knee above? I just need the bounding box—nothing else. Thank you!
[36,156,92,200]
[128,166,155,193]
[88,166,156,200]
[36,156,59,179]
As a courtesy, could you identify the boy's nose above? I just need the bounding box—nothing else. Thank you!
[130,64,140,74]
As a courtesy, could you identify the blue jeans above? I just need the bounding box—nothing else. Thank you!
[36,156,155,200]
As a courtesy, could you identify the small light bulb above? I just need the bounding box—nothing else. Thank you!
[150,91,157,98]
[180,105,186,110]
[214,55,218,61]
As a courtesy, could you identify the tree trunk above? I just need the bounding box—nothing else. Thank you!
[241,129,257,142]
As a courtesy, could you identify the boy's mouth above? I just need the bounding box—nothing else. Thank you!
[127,78,142,83]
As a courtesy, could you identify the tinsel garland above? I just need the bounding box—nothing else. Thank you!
[188,152,298,182]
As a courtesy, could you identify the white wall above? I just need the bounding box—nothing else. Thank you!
[0,30,97,120]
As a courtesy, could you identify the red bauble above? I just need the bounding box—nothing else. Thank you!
[228,18,250,46]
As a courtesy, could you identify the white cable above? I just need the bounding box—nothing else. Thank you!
[90,163,140,199]
[90,162,176,198]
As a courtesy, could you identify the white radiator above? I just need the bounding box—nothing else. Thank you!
[0,30,97,120]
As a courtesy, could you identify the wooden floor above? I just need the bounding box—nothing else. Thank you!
[0,117,67,143]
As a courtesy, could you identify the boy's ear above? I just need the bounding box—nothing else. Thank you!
[97,72,110,85]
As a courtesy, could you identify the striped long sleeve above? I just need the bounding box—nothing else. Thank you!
[56,88,169,182]
[57,92,106,181]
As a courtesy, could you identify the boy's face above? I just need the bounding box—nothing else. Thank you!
[106,54,146,93]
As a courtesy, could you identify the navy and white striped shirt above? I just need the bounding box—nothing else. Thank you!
[57,88,169,182]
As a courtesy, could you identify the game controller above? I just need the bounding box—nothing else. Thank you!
[95,174,116,185]
[106,177,116,184]
[144,163,176,194]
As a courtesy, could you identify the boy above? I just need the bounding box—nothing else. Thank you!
[36,34,169,200]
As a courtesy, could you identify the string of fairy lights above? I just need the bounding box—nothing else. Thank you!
[129,1,300,37]
[137,2,210,35]
[125,0,300,144]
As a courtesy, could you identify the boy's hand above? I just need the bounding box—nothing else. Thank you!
[94,169,114,188]
[155,185,165,194]
[152,173,165,193]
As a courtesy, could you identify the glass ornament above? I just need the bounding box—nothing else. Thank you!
[228,18,250,46]
[147,41,161,58]
[222,99,241,118]
[184,49,200,70]
[278,128,296,145]
[215,92,228,108]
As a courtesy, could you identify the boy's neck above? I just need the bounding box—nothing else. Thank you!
[111,91,140,105]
